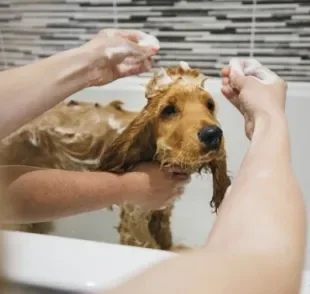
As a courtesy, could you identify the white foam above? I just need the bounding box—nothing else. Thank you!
[229,58,278,85]
[104,32,160,60]
[107,115,123,132]
[29,136,39,147]
[156,67,173,87]
[179,61,191,71]
[138,33,160,50]
[229,58,244,75]
[105,43,133,60]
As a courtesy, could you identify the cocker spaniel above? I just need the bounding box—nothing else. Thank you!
[0,61,231,251]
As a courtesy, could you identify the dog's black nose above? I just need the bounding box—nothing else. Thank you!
[198,126,223,150]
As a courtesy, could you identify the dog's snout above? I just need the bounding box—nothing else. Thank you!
[198,125,223,150]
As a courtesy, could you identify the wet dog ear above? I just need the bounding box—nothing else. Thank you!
[98,106,156,172]
[209,156,231,213]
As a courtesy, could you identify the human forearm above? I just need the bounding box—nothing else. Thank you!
[105,248,297,294]
[207,113,306,275]
[0,168,146,223]
[0,29,157,140]
[0,48,92,139]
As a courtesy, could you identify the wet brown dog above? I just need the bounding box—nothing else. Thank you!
[99,62,231,250]
[0,62,231,250]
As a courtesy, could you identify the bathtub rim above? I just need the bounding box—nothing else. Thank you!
[1,230,309,294]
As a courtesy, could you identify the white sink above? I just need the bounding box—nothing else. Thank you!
[1,231,310,293]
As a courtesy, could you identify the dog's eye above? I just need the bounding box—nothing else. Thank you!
[161,105,177,118]
[207,100,215,111]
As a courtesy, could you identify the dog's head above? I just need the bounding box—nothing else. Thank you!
[145,63,225,175]
[100,62,224,173]
[99,62,230,211]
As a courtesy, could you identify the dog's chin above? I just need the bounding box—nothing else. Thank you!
[156,147,223,176]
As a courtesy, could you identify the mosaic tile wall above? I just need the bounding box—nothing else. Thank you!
[0,0,309,82]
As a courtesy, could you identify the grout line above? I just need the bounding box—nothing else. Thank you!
[249,0,257,58]
[113,0,118,28]
[0,29,8,70]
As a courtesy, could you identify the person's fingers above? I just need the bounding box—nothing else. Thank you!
[99,28,140,41]
[221,86,243,114]
[122,56,153,68]
[148,56,155,67]
[222,77,230,86]
[118,58,153,77]
[239,58,281,85]
[115,29,160,56]
[113,29,153,45]
[230,71,247,91]
[105,39,156,66]
[124,41,158,62]
[116,50,153,71]
[124,41,154,59]
[221,67,230,77]
[250,67,280,85]
[118,29,142,43]
[221,85,235,99]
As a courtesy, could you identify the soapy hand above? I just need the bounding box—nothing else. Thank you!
[81,29,160,86]
[221,58,287,139]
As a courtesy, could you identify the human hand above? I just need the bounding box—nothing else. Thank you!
[125,162,191,209]
[81,28,160,86]
[221,58,287,139]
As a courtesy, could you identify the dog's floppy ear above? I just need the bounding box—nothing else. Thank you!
[98,106,156,172]
[209,155,231,213]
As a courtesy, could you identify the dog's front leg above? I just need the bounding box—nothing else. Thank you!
[148,205,173,250]
[118,204,160,249]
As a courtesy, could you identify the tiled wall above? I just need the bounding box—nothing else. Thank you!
[0,0,309,82]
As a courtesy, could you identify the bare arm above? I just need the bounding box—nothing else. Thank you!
[0,48,90,140]
[0,29,156,139]
[0,168,137,223]
[0,163,188,223]
[103,61,306,294]
[207,115,305,254]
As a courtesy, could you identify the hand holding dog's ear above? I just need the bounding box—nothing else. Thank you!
[81,28,159,86]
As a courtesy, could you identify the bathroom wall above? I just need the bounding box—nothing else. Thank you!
[0,0,309,82]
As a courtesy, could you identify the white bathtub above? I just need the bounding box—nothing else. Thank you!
[23,76,310,292]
